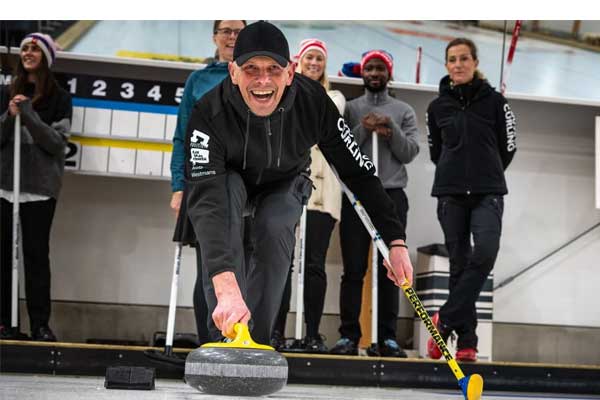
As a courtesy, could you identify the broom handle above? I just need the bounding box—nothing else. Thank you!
[294,205,307,340]
[371,132,378,347]
[11,114,21,328]
[165,242,182,355]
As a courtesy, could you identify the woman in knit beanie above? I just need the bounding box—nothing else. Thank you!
[271,38,346,354]
[0,32,71,342]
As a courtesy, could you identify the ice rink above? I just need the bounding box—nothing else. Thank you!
[71,20,600,101]
[2,374,600,400]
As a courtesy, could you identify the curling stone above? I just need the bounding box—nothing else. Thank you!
[185,323,288,396]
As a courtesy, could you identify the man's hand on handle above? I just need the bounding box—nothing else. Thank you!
[361,112,392,138]
[212,271,251,338]
[383,239,414,287]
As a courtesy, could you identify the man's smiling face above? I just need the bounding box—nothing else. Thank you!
[362,58,390,93]
[229,56,294,116]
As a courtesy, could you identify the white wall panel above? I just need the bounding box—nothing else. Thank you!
[111,110,139,138]
[79,146,109,172]
[136,150,163,177]
[108,148,136,175]
[71,106,85,133]
[162,151,172,178]
[83,108,111,136]
[165,114,177,141]
[138,112,166,140]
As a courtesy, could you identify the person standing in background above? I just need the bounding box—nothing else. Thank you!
[330,49,420,357]
[0,33,72,342]
[426,38,516,362]
[170,20,246,344]
[271,39,346,353]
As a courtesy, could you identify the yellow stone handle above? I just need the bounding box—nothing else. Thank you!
[201,323,274,350]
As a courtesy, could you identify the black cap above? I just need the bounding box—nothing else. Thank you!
[233,21,290,67]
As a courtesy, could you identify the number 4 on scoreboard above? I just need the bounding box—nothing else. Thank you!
[147,85,162,102]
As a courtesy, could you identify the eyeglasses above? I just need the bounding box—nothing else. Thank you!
[214,28,242,37]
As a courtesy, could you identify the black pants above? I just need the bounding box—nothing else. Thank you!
[338,188,408,343]
[1,198,56,332]
[192,244,210,345]
[437,194,503,349]
[274,210,336,338]
[200,172,312,344]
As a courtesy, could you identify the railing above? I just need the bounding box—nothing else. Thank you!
[494,222,600,290]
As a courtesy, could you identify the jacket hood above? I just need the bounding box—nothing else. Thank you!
[438,75,493,103]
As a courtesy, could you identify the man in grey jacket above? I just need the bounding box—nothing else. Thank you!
[331,49,420,357]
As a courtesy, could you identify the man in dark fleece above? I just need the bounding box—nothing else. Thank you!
[184,21,413,345]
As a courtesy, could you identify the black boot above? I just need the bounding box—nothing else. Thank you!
[378,338,407,358]
[31,325,57,342]
[329,337,358,355]
[304,334,328,353]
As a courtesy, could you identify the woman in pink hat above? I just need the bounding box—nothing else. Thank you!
[0,32,72,342]
[271,38,346,353]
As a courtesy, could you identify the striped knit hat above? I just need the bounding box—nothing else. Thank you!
[295,38,327,62]
[360,49,394,77]
[20,33,57,68]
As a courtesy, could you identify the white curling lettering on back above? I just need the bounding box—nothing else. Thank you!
[503,103,516,152]
[336,117,373,170]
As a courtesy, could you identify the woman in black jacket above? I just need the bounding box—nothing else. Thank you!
[0,33,72,341]
[426,38,516,362]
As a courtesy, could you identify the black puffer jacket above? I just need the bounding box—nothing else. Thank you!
[426,76,516,197]
[185,73,405,278]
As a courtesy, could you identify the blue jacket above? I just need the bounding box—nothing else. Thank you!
[170,62,229,192]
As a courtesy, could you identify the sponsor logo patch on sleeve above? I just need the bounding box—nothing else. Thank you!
[189,129,211,170]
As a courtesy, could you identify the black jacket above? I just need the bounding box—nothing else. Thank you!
[426,76,516,197]
[185,73,405,278]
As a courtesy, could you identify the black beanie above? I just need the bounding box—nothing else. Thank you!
[233,21,290,67]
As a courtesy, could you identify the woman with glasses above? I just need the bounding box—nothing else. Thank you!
[426,38,516,362]
[170,20,246,344]
[0,33,72,342]
[271,39,345,353]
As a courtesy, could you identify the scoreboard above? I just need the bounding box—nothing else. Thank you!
[1,49,200,179]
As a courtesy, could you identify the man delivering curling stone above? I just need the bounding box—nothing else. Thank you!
[184,20,413,346]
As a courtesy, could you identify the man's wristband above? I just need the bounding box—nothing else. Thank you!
[390,243,408,249]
